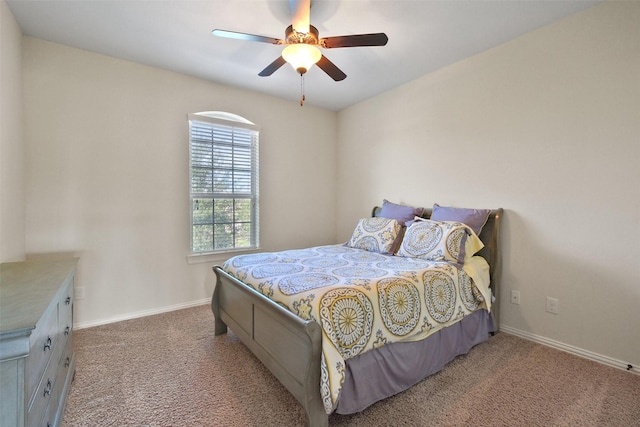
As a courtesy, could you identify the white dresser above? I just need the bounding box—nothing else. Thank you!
[0,258,77,427]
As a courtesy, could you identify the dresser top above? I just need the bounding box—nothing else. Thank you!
[0,258,78,334]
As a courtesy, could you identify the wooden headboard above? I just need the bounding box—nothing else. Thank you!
[372,206,503,328]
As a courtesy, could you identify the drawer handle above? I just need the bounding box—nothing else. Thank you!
[44,379,52,397]
[65,357,71,368]
[65,296,71,305]
[43,336,52,351]
[65,325,71,336]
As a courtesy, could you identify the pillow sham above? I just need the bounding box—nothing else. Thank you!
[346,217,402,254]
[431,204,491,236]
[379,199,424,226]
[397,218,482,264]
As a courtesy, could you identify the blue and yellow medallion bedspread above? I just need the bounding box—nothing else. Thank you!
[222,244,491,413]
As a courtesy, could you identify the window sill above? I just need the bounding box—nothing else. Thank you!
[187,247,261,265]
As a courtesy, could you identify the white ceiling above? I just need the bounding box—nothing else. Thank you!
[7,0,601,111]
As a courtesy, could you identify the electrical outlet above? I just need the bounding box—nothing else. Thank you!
[75,286,86,300]
[510,290,520,305]
[546,297,559,314]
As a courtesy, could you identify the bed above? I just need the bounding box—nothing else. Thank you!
[211,204,503,427]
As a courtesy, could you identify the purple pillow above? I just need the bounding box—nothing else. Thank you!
[430,204,491,236]
[379,199,424,226]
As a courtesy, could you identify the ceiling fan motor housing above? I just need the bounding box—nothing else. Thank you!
[285,25,319,45]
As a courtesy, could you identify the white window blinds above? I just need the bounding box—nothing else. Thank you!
[189,113,259,254]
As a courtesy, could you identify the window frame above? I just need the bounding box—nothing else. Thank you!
[188,112,260,259]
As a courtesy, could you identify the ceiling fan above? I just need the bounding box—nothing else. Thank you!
[212,0,388,82]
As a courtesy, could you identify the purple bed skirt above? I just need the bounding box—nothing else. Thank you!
[335,309,496,414]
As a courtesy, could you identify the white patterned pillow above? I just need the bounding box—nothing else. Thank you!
[397,218,481,264]
[346,217,402,254]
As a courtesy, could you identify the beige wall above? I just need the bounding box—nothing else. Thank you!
[336,1,640,367]
[0,0,25,262]
[22,38,337,326]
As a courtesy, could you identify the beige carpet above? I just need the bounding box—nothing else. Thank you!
[63,304,640,426]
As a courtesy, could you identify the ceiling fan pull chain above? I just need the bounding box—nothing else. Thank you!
[300,73,305,106]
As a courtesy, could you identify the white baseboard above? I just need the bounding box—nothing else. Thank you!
[74,308,638,376]
[74,298,211,330]
[499,324,639,376]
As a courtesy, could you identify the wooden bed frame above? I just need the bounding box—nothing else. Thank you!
[212,207,503,427]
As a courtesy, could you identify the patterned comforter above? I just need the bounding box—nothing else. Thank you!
[222,244,492,413]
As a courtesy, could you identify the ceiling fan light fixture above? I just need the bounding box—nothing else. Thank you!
[282,44,321,75]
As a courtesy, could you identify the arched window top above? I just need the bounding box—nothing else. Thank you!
[192,111,255,126]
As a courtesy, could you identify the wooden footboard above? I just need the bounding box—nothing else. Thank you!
[212,266,328,427]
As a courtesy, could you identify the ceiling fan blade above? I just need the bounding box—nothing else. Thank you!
[258,56,287,77]
[212,29,284,45]
[289,0,310,33]
[316,55,346,81]
[320,33,389,49]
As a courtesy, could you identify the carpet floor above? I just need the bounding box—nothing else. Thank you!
[63,304,640,426]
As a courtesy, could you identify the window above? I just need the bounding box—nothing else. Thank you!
[189,112,259,254]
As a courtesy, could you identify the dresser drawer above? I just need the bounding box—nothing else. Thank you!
[27,349,59,427]
[25,303,59,404]
[58,281,73,333]
[58,334,74,385]
[57,297,73,369]
[55,281,73,369]
[33,335,74,427]
[42,338,75,427]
